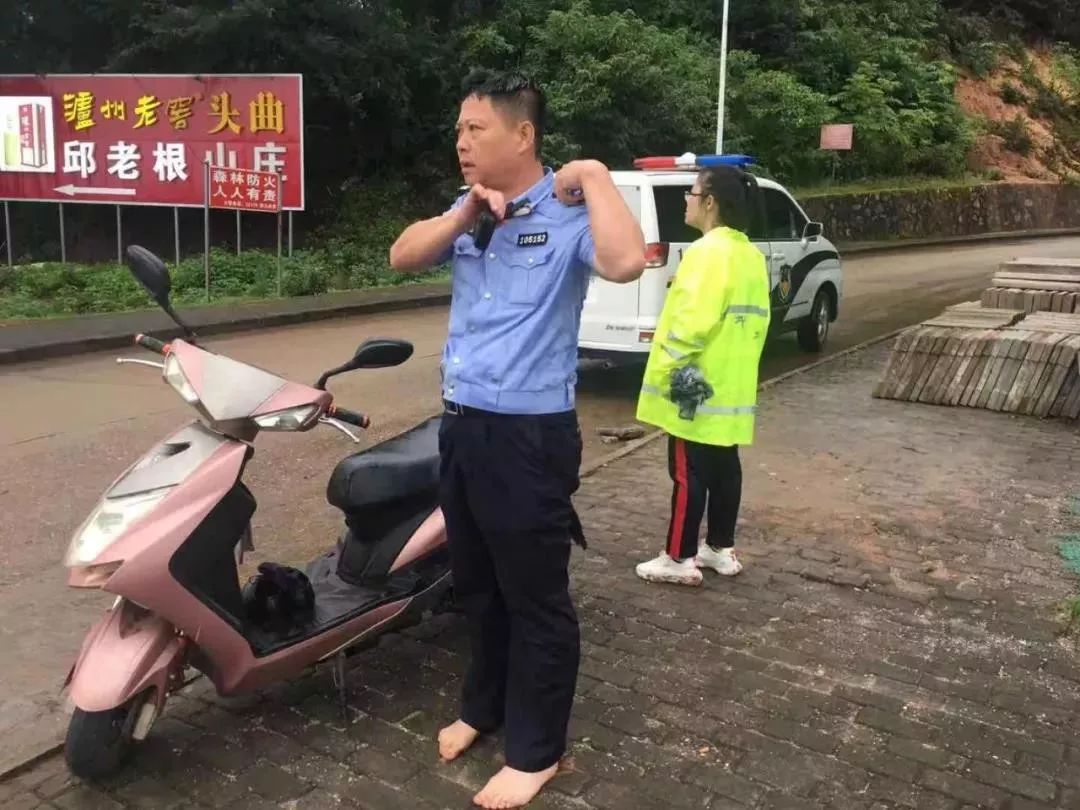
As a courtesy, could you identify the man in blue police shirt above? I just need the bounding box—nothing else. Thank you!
[391,70,645,808]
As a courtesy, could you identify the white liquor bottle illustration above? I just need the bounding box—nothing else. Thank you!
[2,111,19,169]
[19,102,48,168]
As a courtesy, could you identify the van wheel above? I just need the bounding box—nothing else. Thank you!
[798,292,830,353]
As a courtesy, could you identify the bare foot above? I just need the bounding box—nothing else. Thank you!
[438,719,480,762]
[473,764,559,809]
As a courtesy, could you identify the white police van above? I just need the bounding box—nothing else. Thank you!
[579,153,843,361]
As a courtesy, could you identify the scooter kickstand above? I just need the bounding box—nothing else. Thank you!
[331,652,350,726]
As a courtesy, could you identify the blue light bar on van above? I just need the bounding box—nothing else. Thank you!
[697,154,757,167]
[632,153,757,170]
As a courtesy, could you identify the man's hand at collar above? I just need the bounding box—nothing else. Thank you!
[455,184,508,230]
[558,160,646,284]
[553,160,600,205]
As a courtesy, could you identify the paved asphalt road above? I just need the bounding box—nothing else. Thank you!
[1,235,1078,774]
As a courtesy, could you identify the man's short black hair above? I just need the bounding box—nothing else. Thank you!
[461,68,546,156]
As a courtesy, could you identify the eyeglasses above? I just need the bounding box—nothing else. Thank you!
[684,190,707,200]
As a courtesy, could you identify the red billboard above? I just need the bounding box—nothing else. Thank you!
[0,74,304,209]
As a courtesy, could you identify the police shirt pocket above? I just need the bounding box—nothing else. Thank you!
[453,238,484,260]
[448,239,484,335]
[504,245,557,306]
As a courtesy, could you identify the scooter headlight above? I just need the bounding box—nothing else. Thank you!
[254,405,320,431]
[64,487,173,567]
[164,353,199,405]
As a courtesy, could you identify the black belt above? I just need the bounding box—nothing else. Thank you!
[443,399,494,417]
[442,399,576,421]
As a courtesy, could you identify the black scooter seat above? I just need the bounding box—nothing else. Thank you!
[326,414,441,512]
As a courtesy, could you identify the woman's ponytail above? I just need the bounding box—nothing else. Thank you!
[698,165,757,234]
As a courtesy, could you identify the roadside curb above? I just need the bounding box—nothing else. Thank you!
[3,229,1079,367]
[579,327,907,480]
[0,744,63,784]
[0,284,451,367]
[839,227,1080,257]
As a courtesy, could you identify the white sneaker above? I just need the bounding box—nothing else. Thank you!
[696,546,743,576]
[635,553,704,586]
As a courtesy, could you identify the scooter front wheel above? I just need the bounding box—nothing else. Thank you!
[64,691,147,781]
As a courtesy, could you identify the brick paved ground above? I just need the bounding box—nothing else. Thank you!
[3,342,1080,810]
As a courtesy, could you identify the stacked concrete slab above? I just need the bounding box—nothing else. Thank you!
[981,257,1080,313]
[874,258,1080,420]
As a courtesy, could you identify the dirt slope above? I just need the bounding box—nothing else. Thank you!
[957,47,1078,183]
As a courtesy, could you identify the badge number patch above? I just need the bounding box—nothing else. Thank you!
[517,231,549,247]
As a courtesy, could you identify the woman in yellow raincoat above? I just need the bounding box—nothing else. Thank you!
[634,165,771,586]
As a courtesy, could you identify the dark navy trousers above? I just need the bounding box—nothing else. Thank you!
[438,404,584,772]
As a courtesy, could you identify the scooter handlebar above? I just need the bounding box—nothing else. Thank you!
[135,334,168,355]
[328,406,370,430]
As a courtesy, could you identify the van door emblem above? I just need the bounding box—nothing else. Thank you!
[778,264,792,303]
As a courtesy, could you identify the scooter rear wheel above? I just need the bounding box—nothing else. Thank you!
[64,692,146,780]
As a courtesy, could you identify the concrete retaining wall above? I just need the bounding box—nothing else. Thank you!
[801,182,1080,243]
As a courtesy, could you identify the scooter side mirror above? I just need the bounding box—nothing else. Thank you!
[124,244,198,342]
[350,338,414,370]
[125,245,172,308]
[315,338,414,390]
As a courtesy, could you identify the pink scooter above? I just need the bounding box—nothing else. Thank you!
[62,245,451,779]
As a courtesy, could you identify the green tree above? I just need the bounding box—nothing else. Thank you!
[586,0,801,62]
[0,0,153,73]
[793,0,942,93]
[724,51,834,184]
[108,1,429,185]
[527,4,716,165]
[834,48,972,177]
[457,2,717,166]
[941,0,1080,46]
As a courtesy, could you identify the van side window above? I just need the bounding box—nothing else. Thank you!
[763,189,807,241]
[747,191,767,241]
[653,186,699,244]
